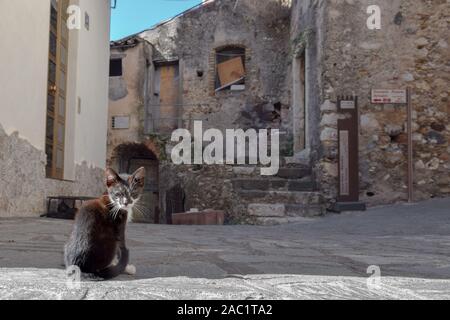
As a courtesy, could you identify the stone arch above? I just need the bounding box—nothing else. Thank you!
[142,138,164,161]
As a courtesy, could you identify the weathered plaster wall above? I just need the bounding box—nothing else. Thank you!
[315,0,450,206]
[105,0,294,223]
[0,125,104,217]
[290,0,327,160]
[108,41,153,162]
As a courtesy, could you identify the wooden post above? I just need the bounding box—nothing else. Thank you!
[331,95,366,213]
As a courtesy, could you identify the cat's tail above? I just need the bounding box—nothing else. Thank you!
[95,247,129,280]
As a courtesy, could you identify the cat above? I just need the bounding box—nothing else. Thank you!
[64,167,146,280]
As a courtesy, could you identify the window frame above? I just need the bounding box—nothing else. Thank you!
[109,58,123,77]
[214,45,246,92]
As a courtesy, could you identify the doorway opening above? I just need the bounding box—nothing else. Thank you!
[111,143,160,223]
[149,61,181,134]
[293,52,306,153]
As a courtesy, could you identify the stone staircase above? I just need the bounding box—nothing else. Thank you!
[232,165,325,225]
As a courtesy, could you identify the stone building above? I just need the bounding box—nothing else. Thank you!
[0,0,112,217]
[108,0,449,224]
[291,0,449,207]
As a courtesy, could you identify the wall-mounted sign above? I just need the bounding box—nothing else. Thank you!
[331,96,366,213]
[339,130,350,196]
[371,89,407,104]
[340,100,356,110]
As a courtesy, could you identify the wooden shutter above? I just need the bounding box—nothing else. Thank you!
[46,0,69,179]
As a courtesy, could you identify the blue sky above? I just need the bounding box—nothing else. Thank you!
[111,0,203,40]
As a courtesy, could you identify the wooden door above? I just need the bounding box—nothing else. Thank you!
[155,63,179,133]
[165,185,185,225]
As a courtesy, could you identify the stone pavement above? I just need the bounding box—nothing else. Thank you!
[0,198,450,300]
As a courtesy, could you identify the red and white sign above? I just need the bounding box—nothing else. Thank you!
[371,89,407,104]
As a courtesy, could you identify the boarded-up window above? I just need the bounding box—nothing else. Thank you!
[215,46,246,92]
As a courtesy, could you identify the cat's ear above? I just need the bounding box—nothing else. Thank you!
[105,168,120,188]
[129,167,145,187]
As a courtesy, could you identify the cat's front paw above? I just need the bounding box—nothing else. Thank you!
[125,264,136,275]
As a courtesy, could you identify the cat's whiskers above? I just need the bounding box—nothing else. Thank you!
[132,203,152,219]
[110,204,121,221]
[132,206,147,219]
[106,202,115,208]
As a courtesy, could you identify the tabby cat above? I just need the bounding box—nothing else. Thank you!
[64,167,145,279]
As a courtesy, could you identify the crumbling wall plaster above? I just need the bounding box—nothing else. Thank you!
[0,124,105,217]
[141,0,292,141]
[108,42,154,161]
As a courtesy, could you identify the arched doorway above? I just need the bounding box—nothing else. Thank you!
[110,143,159,223]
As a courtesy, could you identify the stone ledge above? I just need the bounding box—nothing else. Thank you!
[1,268,447,300]
[248,203,285,217]
[172,210,225,225]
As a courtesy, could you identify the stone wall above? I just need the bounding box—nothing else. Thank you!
[290,0,327,158]
[141,0,292,143]
[111,0,295,223]
[0,124,105,217]
[159,163,243,224]
[313,0,450,206]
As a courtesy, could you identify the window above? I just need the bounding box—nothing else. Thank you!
[111,116,130,129]
[215,46,246,92]
[45,0,69,179]
[109,59,123,77]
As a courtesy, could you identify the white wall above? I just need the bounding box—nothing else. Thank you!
[0,0,111,180]
[65,0,111,179]
[0,0,51,150]
[73,0,111,171]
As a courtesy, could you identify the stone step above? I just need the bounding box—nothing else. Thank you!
[232,178,315,191]
[285,204,325,217]
[276,167,312,179]
[255,216,316,226]
[238,190,323,205]
[248,202,324,224]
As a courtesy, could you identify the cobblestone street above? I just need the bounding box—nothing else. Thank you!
[1,198,450,299]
